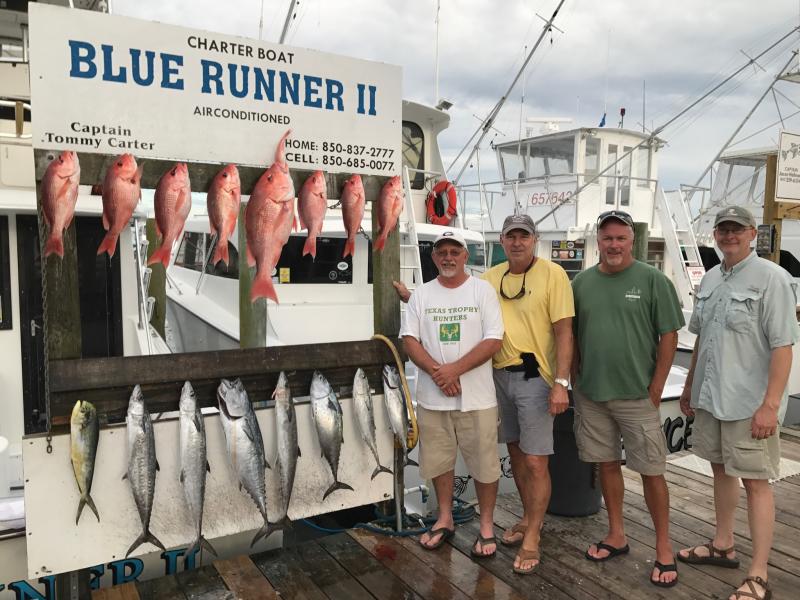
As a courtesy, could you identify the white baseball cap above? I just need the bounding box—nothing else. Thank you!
[433,229,468,249]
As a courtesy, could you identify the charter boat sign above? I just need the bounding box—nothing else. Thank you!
[28,3,402,175]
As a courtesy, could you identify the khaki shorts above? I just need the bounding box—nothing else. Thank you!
[417,405,501,483]
[692,409,781,480]
[573,388,667,476]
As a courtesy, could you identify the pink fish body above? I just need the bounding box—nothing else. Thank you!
[41,151,81,258]
[97,154,143,257]
[340,174,365,259]
[298,170,327,258]
[148,163,192,268]
[207,164,241,266]
[374,176,404,252]
[245,129,295,303]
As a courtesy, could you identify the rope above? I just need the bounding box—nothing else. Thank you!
[370,334,418,451]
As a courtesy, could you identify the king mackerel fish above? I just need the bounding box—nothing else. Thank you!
[218,378,271,547]
[310,371,354,500]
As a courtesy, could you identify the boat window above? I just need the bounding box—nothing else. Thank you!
[620,146,632,206]
[605,144,618,204]
[0,216,11,330]
[275,236,353,284]
[584,137,600,178]
[489,242,507,266]
[498,145,527,180]
[402,121,425,189]
[636,147,651,188]
[499,137,575,181]
[174,232,239,279]
[466,242,485,268]
[647,239,665,271]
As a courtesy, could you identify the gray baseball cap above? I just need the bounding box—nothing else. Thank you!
[597,210,634,228]
[501,214,536,236]
[714,205,756,228]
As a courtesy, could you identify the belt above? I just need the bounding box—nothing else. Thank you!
[502,352,540,378]
[503,364,527,373]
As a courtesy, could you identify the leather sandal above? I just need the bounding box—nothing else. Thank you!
[500,523,527,547]
[731,576,771,600]
[470,534,497,559]
[584,541,630,562]
[513,548,540,575]
[677,541,740,568]
[650,560,678,588]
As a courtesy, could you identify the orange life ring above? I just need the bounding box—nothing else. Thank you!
[426,180,458,225]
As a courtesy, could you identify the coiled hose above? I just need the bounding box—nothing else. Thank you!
[370,333,418,451]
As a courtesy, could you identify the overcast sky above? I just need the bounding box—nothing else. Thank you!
[112,0,800,190]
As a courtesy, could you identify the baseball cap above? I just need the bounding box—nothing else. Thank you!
[597,210,634,228]
[714,205,756,228]
[501,214,536,236]
[433,229,467,249]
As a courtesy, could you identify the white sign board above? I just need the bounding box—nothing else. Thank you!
[28,4,401,175]
[777,131,800,202]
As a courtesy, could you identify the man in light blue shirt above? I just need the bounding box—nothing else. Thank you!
[677,206,799,600]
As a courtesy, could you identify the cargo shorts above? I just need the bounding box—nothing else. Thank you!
[692,408,781,480]
[573,388,667,476]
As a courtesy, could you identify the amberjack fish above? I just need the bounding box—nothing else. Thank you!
[353,369,392,480]
[124,386,165,557]
[298,170,327,259]
[70,399,99,524]
[310,371,353,500]
[382,365,414,466]
[179,381,216,558]
[217,378,271,547]
[148,163,192,268]
[266,372,300,538]
[374,176,403,252]
[41,151,81,258]
[340,174,365,259]
[207,164,241,267]
[97,154,143,257]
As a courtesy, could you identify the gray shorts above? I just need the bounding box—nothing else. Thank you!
[493,369,553,456]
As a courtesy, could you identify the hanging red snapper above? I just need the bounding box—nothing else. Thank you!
[207,164,241,266]
[148,163,192,268]
[245,129,295,303]
[97,154,143,258]
[41,151,81,258]
[298,170,327,258]
[340,174,365,259]
[374,176,403,252]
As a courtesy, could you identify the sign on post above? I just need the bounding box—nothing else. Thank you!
[776,131,800,202]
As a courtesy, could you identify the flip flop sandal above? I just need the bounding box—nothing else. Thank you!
[677,541,740,568]
[418,526,454,551]
[513,548,540,575]
[731,576,772,600]
[470,534,497,559]
[585,541,630,562]
[500,523,527,547]
[650,561,678,588]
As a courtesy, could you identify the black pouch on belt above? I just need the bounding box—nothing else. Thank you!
[521,352,540,380]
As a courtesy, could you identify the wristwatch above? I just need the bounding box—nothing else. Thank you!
[553,377,570,388]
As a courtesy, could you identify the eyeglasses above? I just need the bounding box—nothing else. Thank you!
[597,210,634,227]
[715,225,752,236]
[499,258,535,300]
[434,248,464,258]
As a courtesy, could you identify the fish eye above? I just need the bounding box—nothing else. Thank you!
[171,168,177,176]
[116,161,123,167]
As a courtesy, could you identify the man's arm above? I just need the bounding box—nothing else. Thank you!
[648,330,678,408]
[393,280,411,303]
[402,335,439,376]
[431,338,503,388]
[549,317,573,415]
[679,337,699,417]
[751,344,793,439]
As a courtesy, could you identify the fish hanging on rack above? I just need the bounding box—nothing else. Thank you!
[340,174,365,259]
[207,164,241,267]
[148,163,192,268]
[265,371,300,539]
[70,399,99,524]
[298,170,327,259]
[353,368,392,480]
[41,151,81,258]
[310,371,353,500]
[374,175,403,252]
[97,154,143,258]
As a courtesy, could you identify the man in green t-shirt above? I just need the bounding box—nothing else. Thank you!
[571,210,685,588]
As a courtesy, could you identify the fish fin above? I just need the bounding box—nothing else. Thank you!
[322,480,354,501]
[192,412,202,432]
[96,232,119,257]
[297,446,302,457]
[371,464,393,480]
[209,221,218,237]
[75,495,98,525]
[179,469,184,483]
[125,530,166,558]
[342,236,355,259]
[302,234,317,259]
[265,457,272,470]
[44,234,64,259]
[122,472,127,480]
[147,243,171,268]
[246,244,255,267]
[156,460,161,472]
[85,494,100,522]
[292,213,298,232]
[374,231,387,252]
[239,481,243,492]
[102,212,109,231]
[250,272,279,304]
[206,461,211,473]
[405,456,419,467]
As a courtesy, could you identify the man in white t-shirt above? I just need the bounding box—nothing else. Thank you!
[401,229,504,558]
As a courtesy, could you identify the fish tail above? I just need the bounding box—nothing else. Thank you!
[342,236,355,258]
[250,271,278,304]
[96,231,119,257]
[371,464,393,480]
[44,233,64,258]
[211,238,229,266]
[125,529,166,558]
[147,242,171,268]
[405,455,419,467]
[75,493,100,524]
[250,522,271,548]
[186,535,218,559]
[302,234,317,259]
[374,231,387,252]
[322,480,354,501]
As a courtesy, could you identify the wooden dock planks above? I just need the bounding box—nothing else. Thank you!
[213,555,278,600]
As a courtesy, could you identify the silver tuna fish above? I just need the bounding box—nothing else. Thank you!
[217,378,270,547]
[124,386,165,557]
[353,369,392,480]
[70,399,100,524]
[179,382,216,558]
[310,371,354,500]
[266,372,300,537]
[382,365,414,466]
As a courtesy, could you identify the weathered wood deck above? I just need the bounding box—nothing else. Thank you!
[93,428,800,599]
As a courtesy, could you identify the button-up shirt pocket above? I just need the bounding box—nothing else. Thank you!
[690,288,714,332]
[725,289,761,333]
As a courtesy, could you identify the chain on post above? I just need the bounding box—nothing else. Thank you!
[36,164,53,454]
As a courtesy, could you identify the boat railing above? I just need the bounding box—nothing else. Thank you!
[0,99,31,140]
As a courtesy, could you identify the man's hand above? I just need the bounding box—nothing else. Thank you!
[751,404,778,439]
[648,382,664,409]
[442,382,462,397]
[392,280,411,303]
[431,362,461,388]
[549,383,569,416]
[679,387,694,417]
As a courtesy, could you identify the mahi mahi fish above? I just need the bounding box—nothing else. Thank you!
[70,399,99,524]
[217,378,271,547]
[41,151,81,258]
[266,372,300,538]
[382,365,413,466]
[353,369,392,480]
[310,371,354,500]
[124,385,165,557]
[179,381,217,558]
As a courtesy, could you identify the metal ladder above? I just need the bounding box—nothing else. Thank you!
[399,166,426,296]
[655,186,705,309]
[132,219,155,353]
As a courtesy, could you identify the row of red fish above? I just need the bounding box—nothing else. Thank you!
[39,132,405,305]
